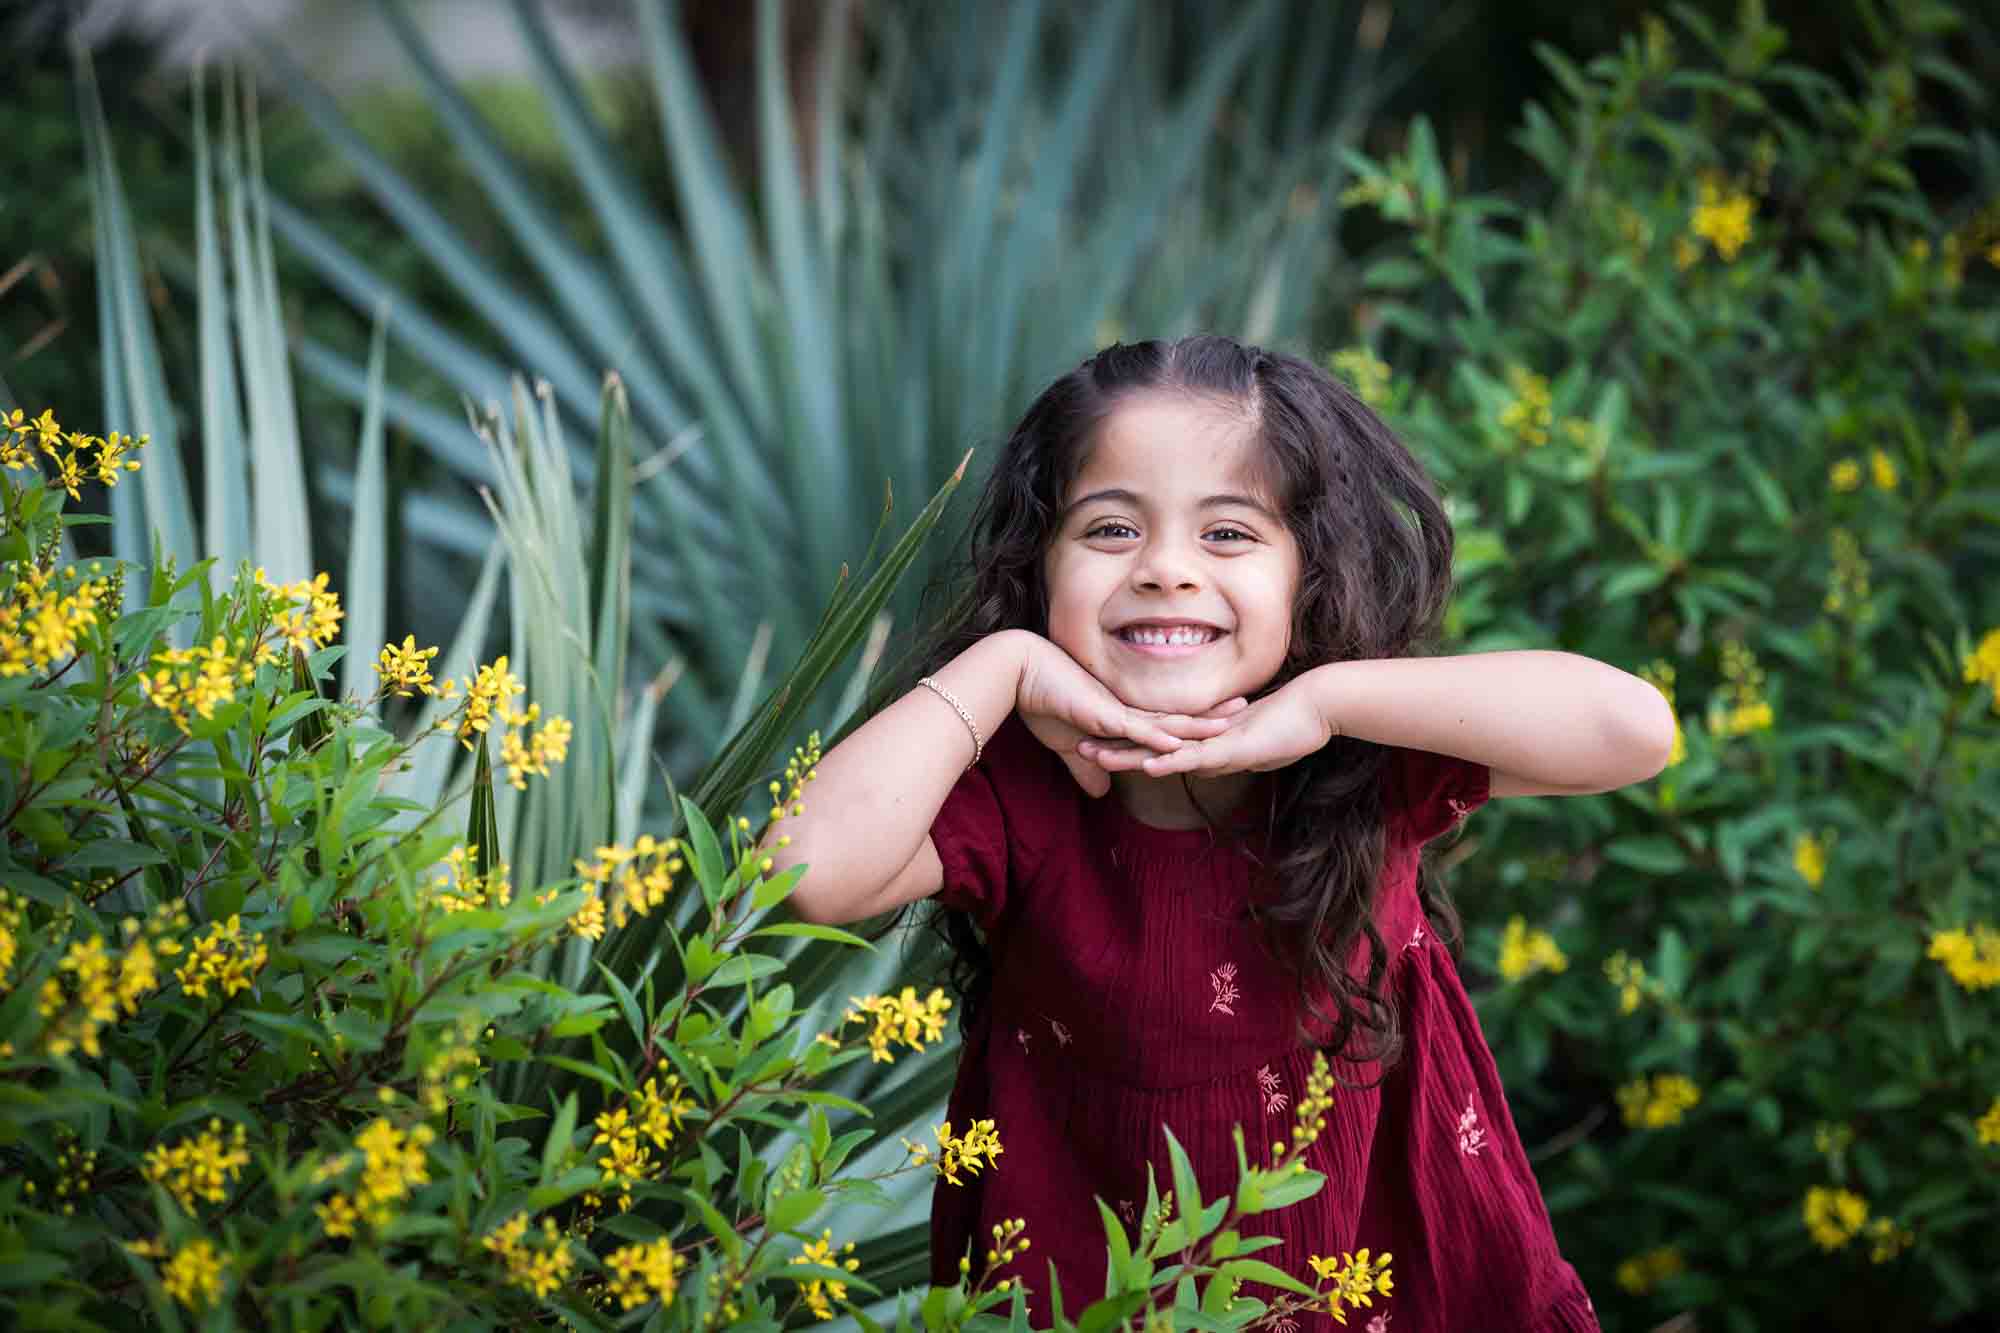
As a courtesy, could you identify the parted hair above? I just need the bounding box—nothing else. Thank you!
[899,334,1461,1068]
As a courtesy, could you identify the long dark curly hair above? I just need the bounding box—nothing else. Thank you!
[892,335,1460,1069]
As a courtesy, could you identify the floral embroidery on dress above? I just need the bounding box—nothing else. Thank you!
[1446,795,1474,823]
[1456,1095,1488,1157]
[1208,962,1240,1016]
[1015,1027,1032,1054]
[1366,1315,1393,1333]
[1270,1317,1300,1333]
[1116,1198,1137,1224]
[1256,1064,1289,1116]
[1405,920,1427,952]
[1048,1018,1072,1047]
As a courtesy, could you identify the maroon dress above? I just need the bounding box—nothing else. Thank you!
[926,717,1600,1332]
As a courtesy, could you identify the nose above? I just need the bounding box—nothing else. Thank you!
[1130,534,1201,593]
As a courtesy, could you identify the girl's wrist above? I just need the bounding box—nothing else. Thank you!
[921,632,1032,762]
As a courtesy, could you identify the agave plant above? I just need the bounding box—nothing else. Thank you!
[69,0,1452,1306]
[254,0,1451,767]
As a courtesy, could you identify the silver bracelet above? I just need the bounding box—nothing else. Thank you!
[917,676,984,767]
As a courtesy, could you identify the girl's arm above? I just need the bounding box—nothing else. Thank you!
[775,630,1225,924]
[1110,650,1674,796]
[1302,651,1676,795]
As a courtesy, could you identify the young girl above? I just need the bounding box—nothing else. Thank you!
[779,336,1673,1331]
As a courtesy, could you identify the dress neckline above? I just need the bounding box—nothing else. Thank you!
[1093,775,1272,851]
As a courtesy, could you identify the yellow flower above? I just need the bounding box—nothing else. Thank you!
[845,986,953,1064]
[791,1230,862,1320]
[95,430,145,484]
[316,1192,361,1239]
[1829,458,1862,493]
[605,1236,685,1312]
[1690,174,1755,261]
[1307,1247,1394,1324]
[433,843,511,913]
[1865,1216,1913,1264]
[1604,951,1651,1015]
[452,655,527,748]
[634,1074,695,1149]
[1869,448,1898,491]
[172,915,268,1001]
[1498,916,1569,982]
[160,1237,227,1310]
[142,1119,251,1212]
[1964,628,2000,712]
[1803,1186,1868,1250]
[1616,1073,1702,1129]
[342,1118,435,1230]
[1974,1096,2000,1147]
[1706,639,1774,738]
[1614,1245,1684,1294]
[139,636,257,734]
[1928,925,2000,992]
[374,635,440,697]
[904,1118,1003,1185]
[482,1213,574,1298]
[1330,347,1392,407]
[1792,832,1827,888]
[1498,365,1553,447]
[39,933,123,1058]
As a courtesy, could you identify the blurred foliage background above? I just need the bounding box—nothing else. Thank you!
[3,0,1998,1328]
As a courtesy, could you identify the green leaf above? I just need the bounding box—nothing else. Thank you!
[538,1092,578,1186]
[748,921,871,949]
[765,1185,826,1234]
[1212,1258,1315,1297]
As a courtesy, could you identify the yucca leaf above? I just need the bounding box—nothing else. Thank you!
[272,203,517,432]
[585,373,633,743]
[756,0,848,582]
[234,74,315,585]
[342,302,393,705]
[467,738,500,883]
[688,450,970,821]
[76,38,197,575]
[508,0,742,503]
[636,0,775,436]
[192,62,252,579]
[365,0,700,456]
[248,29,604,426]
[289,647,332,755]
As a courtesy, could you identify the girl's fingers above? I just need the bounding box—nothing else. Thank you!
[1141,734,1240,777]
[1200,696,1250,719]
[1058,750,1112,798]
[1076,738,1153,771]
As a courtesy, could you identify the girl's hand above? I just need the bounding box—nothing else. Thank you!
[1078,674,1333,778]
[1016,636,1243,797]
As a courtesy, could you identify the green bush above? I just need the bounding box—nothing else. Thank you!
[1333,3,1999,1327]
[0,414,1414,1331]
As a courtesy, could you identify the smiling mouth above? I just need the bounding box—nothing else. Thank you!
[1114,625,1225,649]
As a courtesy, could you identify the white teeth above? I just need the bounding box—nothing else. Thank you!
[1122,626,1218,646]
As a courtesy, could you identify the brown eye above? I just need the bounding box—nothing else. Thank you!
[1085,522,1138,540]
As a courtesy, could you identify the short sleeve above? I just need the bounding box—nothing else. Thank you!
[1383,744,1491,848]
[928,717,1052,933]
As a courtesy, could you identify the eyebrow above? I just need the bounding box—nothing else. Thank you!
[1063,487,1279,521]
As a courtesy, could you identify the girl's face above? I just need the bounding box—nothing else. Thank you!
[1043,392,1302,717]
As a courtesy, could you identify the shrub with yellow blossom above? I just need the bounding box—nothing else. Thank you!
[1337,4,2000,1323]
[4,393,1387,1330]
